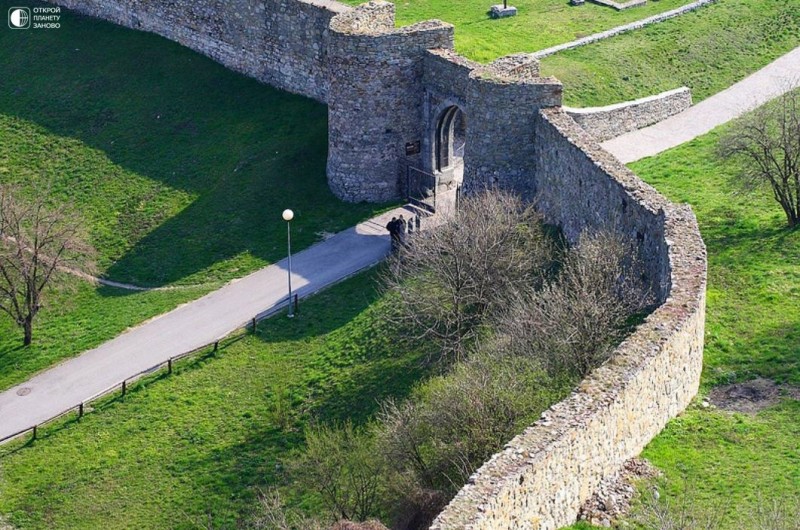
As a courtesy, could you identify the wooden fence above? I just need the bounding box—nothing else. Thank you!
[0,293,299,447]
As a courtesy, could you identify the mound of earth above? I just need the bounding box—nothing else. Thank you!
[709,378,800,414]
[578,457,661,527]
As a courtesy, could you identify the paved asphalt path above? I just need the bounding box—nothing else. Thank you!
[602,46,800,164]
[0,206,415,442]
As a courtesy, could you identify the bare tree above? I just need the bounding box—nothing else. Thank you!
[497,230,650,377]
[718,89,800,227]
[249,489,326,530]
[290,422,385,522]
[0,185,96,346]
[382,190,557,363]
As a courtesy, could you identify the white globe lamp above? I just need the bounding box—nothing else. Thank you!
[282,209,295,317]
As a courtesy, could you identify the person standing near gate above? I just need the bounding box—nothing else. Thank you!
[398,215,408,248]
[386,216,400,252]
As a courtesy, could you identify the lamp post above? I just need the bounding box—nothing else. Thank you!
[282,209,295,318]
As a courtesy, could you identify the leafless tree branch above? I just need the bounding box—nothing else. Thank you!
[0,184,96,345]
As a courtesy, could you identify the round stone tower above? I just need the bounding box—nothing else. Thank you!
[326,1,454,202]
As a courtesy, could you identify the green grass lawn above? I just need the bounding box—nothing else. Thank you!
[0,2,388,389]
[2,0,798,527]
[570,115,800,530]
[563,105,799,530]
[0,269,431,529]
[0,1,386,287]
[637,400,800,528]
[341,0,799,109]
[542,0,800,106]
[631,131,799,388]
[340,0,690,63]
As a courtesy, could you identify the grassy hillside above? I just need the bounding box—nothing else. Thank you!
[0,269,431,529]
[0,2,386,287]
[339,0,689,63]
[566,98,799,530]
[0,1,386,388]
[585,114,799,529]
[541,0,800,106]
[632,132,799,387]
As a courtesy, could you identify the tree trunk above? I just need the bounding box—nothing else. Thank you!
[787,210,799,228]
[23,317,33,346]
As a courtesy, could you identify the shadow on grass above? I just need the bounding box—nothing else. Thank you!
[243,265,434,422]
[0,280,433,527]
[703,211,799,255]
[171,351,431,527]
[0,1,386,288]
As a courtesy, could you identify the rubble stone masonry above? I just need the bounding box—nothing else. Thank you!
[565,87,693,142]
[326,2,454,202]
[429,109,706,529]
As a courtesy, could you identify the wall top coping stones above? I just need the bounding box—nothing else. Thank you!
[470,62,562,87]
[330,0,453,35]
[426,48,482,70]
[564,87,691,114]
[330,1,395,34]
[564,87,693,142]
[425,49,561,91]
[486,53,542,80]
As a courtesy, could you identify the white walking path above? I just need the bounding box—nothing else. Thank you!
[0,206,414,442]
[602,46,800,163]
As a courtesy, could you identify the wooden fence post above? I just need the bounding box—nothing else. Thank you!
[79,403,84,418]
[168,358,173,375]
[214,341,219,353]
[32,425,37,441]
[122,380,127,397]
[252,317,257,332]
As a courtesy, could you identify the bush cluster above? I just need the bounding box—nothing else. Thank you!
[256,191,650,530]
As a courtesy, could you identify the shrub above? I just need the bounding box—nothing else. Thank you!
[376,350,574,524]
[290,422,386,522]
[496,230,650,377]
[382,190,557,363]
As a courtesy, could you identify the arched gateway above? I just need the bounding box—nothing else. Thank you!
[434,105,466,184]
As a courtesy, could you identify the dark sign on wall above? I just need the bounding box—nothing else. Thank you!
[405,140,421,156]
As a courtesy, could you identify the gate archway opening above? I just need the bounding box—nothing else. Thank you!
[434,105,466,186]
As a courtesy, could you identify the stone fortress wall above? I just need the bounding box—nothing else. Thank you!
[45,1,708,528]
[565,87,693,142]
[50,0,348,102]
[429,110,707,530]
[326,2,455,201]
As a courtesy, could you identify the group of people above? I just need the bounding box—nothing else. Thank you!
[386,213,421,252]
